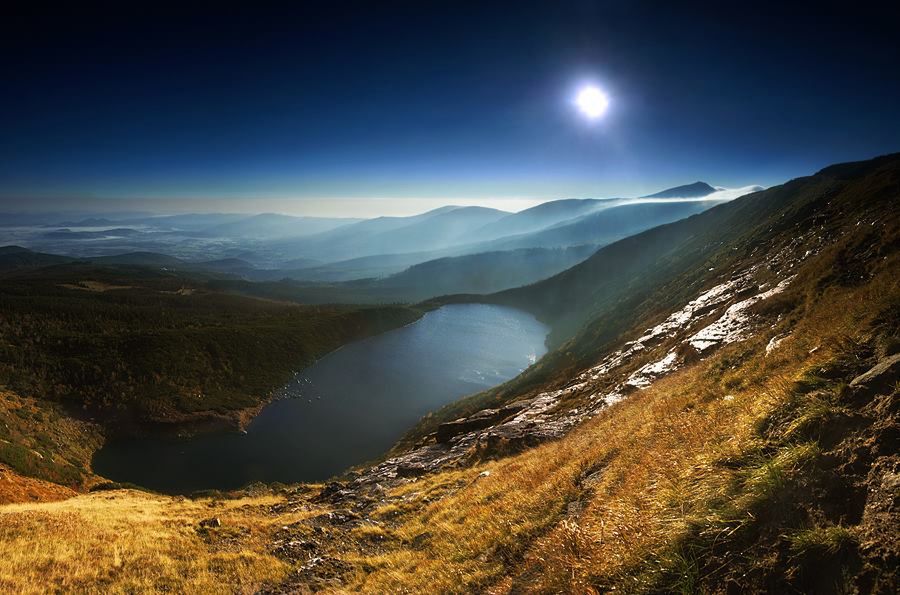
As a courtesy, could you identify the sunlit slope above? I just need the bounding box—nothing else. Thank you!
[404,152,900,445]
[496,153,899,350]
[345,234,899,593]
[0,490,293,594]
[1,154,896,594]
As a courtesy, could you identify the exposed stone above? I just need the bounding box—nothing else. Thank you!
[850,353,900,398]
[345,266,801,503]
[304,509,361,528]
[434,401,534,444]
[313,481,355,504]
[436,408,502,443]
[263,556,355,593]
[396,463,427,477]
[497,400,530,418]
[272,539,318,561]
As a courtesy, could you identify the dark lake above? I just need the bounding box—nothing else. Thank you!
[92,304,548,493]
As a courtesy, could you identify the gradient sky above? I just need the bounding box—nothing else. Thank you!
[2,1,899,216]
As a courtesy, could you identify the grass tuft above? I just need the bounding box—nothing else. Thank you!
[788,525,856,557]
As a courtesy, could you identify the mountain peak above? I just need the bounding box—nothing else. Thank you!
[643,181,717,199]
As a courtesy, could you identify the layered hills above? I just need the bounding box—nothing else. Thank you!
[0,156,897,593]
[0,182,732,282]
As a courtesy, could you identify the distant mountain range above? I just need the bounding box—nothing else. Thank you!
[272,206,511,262]
[477,199,717,253]
[0,181,751,290]
[200,213,361,238]
[264,181,730,266]
[463,198,618,240]
[642,181,716,198]
[489,160,884,349]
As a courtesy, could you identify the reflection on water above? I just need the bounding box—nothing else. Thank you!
[93,304,548,493]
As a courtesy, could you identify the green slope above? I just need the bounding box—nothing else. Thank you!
[400,152,900,444]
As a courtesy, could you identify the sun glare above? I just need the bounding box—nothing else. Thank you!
[575,85,610,120]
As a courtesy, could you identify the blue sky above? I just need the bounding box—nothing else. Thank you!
[2,1,898,216]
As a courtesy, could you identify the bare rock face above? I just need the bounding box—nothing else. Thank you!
[850,353,900,399]
[435,401,530,443]
[395,462,428,477]
[313,481,357,505]
[437,409,502,443]
[351,264,808,488]
[304,509,361,527]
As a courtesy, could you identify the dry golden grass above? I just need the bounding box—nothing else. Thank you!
[0,489,300,594]
[345,353,791,593]
[1,268,892,594]
[1,225,895,593]
[339,260,898,593]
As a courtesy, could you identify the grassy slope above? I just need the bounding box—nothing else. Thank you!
[0,489,296,594]
[395,152,900,448]
[0,389,102,489]
[0,463,76,504]
[0,265,423,488]
[0,164,894,593]
[0,154,896,593]
[340,181,900,593]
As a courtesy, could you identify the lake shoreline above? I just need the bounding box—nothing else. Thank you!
[92,304,549,493]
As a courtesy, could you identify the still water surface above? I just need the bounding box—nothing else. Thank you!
[93,304,548,492]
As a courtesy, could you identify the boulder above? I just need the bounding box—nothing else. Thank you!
[435,401,532,443]
[849,353,900,399]
[313,481,354,504]
[498,400,531,418]
[396,462,428,478]
[436,409,501,443]
[272,539,318,562]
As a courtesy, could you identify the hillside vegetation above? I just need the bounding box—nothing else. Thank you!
[210,244,598,304]
[0,265,422,487]
[1,252,894,591]
[0,155,896,593]
[400,152,900,443]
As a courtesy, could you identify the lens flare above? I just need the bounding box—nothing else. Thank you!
[575,85,609,119]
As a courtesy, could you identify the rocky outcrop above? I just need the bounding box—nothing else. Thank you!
[435,401,529,443]
[850,352,900,398]
[345,261,807,490]
[263,237,829,591]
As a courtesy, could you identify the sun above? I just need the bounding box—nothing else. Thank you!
[575,85,610,120]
